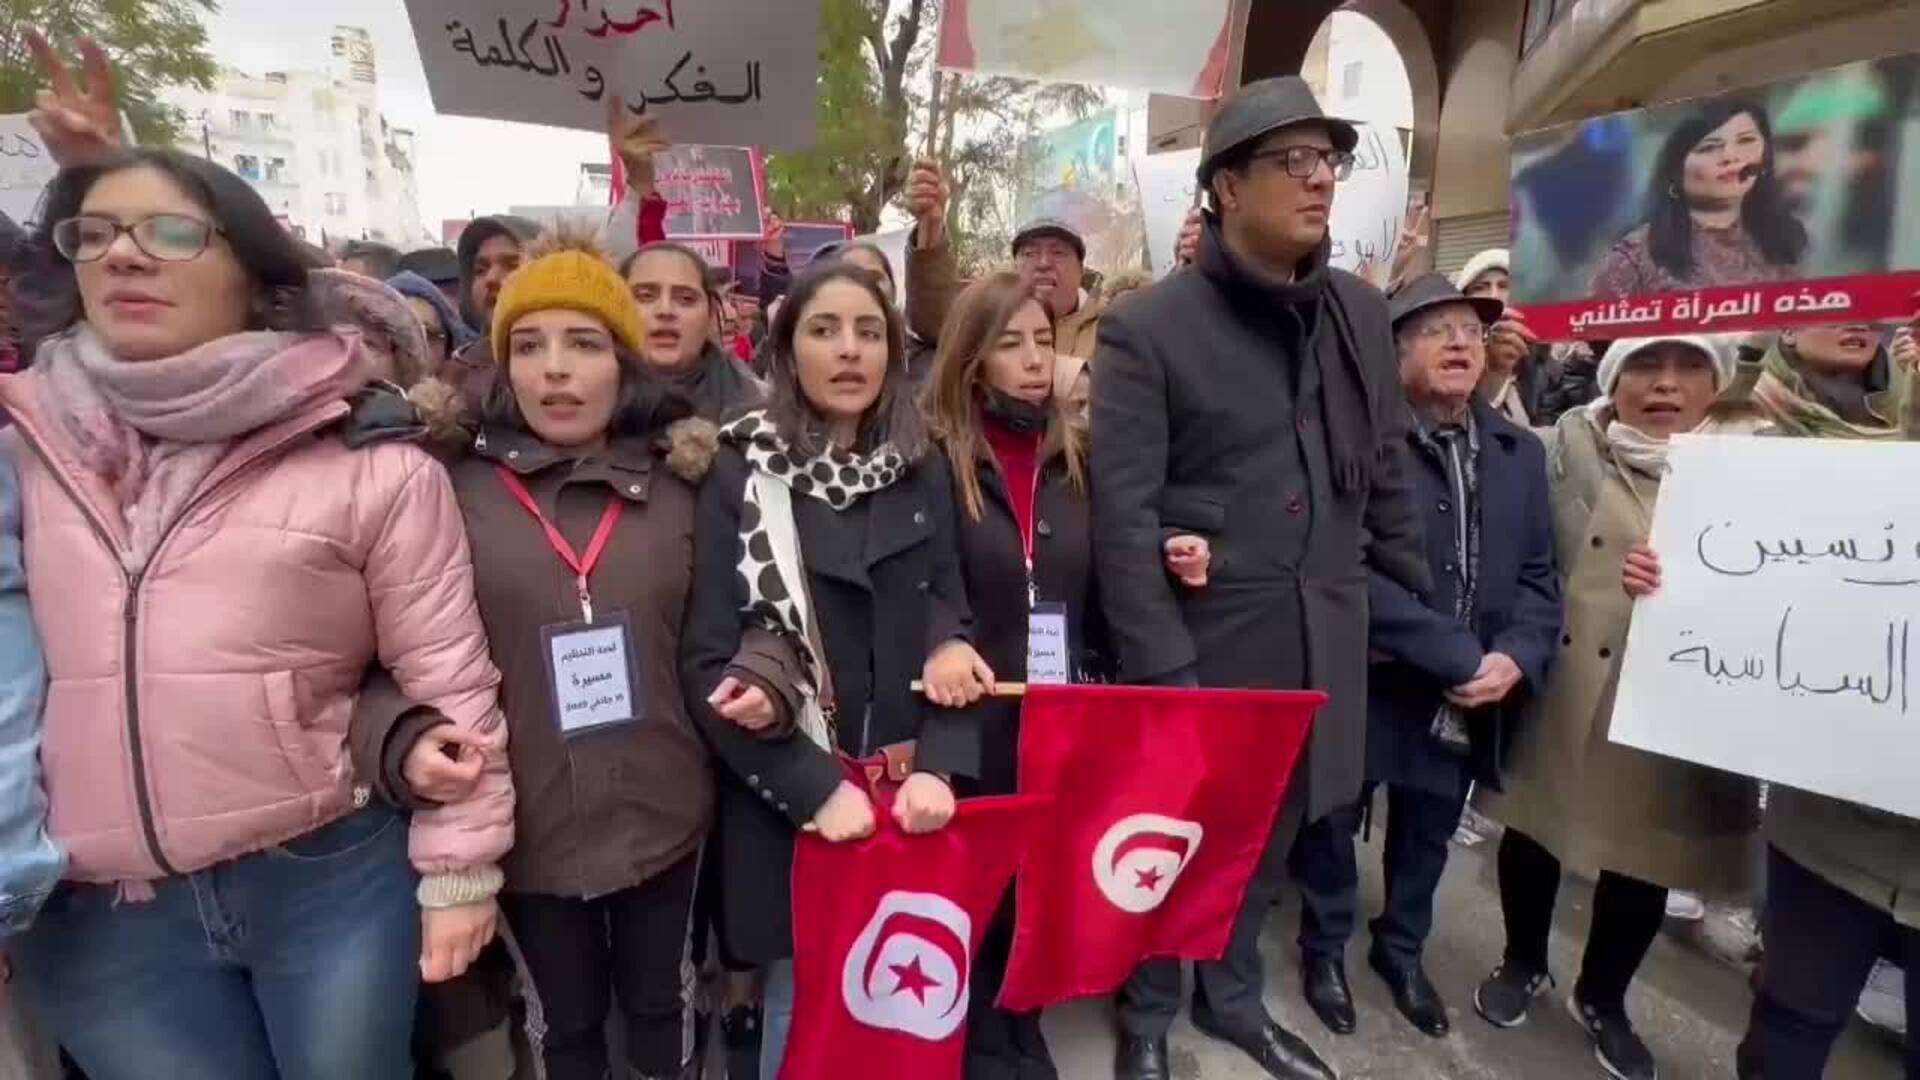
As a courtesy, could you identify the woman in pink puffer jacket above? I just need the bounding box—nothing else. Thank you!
[2,67,513,1080]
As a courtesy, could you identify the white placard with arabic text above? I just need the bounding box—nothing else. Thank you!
[1326,121,1408,278]
[403,0,820,150]
[1613,434,1920,820]
[0,115,56,226]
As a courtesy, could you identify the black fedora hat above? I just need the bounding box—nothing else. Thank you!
[1389,272,1505,332]
[1199,76,1359,188]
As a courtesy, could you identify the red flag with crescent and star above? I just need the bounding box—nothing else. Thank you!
[781,791,1046,1080]
[997,684,1323,1011]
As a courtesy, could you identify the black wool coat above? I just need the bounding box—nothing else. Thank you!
[679,446,978,964]
[1364,399,1563,800]
[1089,219,1429,822]
[945,438,1105,797]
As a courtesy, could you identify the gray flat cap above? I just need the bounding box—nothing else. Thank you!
[1011,218,1087,262]
[1198,76,1358,188]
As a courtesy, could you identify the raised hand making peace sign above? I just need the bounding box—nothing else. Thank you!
[25,30,124,169]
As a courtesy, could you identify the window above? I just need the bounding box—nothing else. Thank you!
[233,154,260,180]
[265,157,286,182]
[229,109,250,131]
[258,113,277,132]
[325,192,347,216]
[1341,61,1364,99]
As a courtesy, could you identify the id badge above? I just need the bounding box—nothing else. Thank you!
[542,612,642,736]
[1027,602,1071,686]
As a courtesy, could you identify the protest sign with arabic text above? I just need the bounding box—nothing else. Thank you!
[403,0,819,150]
[0,115,55,226]
[937,0,1236,97]
[1511,54,1920,339]
[655,144,765,240]
[1614,435,1920,821]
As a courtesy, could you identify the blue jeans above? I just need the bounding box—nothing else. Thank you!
[759,958,795,1080]
[13,805,420,1080]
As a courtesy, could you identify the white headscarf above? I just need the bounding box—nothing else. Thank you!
[1590,334,1739,476]
[1452,248,1509,294]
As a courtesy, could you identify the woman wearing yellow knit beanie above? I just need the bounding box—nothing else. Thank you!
[383,228,724,1079]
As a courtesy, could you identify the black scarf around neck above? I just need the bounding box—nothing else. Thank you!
[1196,215,1374,493]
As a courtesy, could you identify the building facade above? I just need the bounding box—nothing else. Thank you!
[165,26,429,245]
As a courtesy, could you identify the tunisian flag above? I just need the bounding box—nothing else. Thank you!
[998,684,1323,1011]
[781,792,1047,1080]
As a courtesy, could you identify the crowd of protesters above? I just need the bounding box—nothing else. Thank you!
[0,27,1912,1080]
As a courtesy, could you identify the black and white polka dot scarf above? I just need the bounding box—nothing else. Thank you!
[719,410,906,748]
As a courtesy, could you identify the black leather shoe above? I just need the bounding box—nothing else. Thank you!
[1190,1012,1338,1080]
[1113,1034,1170,1080]
[1302,955,1357,1035]
[1370,952,1451,1038]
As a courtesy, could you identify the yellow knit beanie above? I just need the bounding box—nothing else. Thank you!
[490,232,645,362]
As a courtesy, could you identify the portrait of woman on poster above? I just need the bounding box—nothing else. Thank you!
[1590,99,1809,296]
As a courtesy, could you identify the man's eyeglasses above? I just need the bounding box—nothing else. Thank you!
[1248,146,1356,181]
[1411,320,1487,343]
[53,214,223,263]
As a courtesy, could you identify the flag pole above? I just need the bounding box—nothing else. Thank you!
[910,681,1028,698]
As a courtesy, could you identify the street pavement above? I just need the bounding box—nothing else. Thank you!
[1038,817,1906,1079]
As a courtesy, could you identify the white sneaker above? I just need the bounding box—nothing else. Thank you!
[1857,959,1907,1038]
[1664,891,1705,922]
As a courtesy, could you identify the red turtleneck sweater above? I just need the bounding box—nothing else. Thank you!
[982,413,1041,546]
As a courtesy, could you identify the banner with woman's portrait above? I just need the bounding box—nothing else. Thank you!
[1510,53,1920,339]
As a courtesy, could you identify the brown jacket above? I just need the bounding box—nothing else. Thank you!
[906,232,1108,360]
[446,422,717,898]
[1476,408,1759,898]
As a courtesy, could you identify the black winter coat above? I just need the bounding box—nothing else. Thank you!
[1364,400,1562,800]
[946,439,1104,796]
[679,446,978,964]
[1090,219,1429,822]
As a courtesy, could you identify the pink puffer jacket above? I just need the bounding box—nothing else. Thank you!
[0,368,514,886]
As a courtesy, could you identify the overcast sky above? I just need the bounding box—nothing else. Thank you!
[205,0,608,230]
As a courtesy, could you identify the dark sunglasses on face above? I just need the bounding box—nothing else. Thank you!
[52,214,223,263]
[1248,146,1356,181]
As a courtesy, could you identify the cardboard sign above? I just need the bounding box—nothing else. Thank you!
[1613,434,1920,820]
[1511,54,1920,339]
[0,115,56,226]
[937,0,1235,98]
[404,0,821,150]
[1327,122,1409,279]
[656,144,765,239]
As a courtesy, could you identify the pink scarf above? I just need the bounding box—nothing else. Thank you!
[40,323,372,570]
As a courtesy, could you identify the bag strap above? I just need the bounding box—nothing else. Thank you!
[750,472,837,739]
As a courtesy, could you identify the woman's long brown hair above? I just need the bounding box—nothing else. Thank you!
[924,270,1087,522]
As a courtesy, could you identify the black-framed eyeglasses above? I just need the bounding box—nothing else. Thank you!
[1248,146,1355,181]
[52,214,224,263]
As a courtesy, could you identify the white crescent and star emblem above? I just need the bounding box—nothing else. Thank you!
[1091,813,1204,914]
[841,890,974,1041]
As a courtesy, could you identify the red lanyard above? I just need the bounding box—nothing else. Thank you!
[495,466,625,622]
[1019,465,1041,610]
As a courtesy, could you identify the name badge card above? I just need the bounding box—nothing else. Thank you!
[542,614,641,735]
[1027,601,1070,685]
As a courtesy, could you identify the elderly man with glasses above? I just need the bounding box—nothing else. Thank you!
[1288,273,1562,1044]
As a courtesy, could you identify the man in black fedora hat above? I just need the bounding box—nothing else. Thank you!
[1290,273,1562,1043]
[1090,75,1430,1080]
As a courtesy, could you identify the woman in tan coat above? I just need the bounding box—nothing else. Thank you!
[1472,334,1757,1080]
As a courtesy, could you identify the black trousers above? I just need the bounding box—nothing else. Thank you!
[1116,764,1310,1039]
[964,888,1057,1080]
[1496,828,1668,1013]
[1292,783,1468,971]
[1738,846,1919,1079]
[499,852,702,1079]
